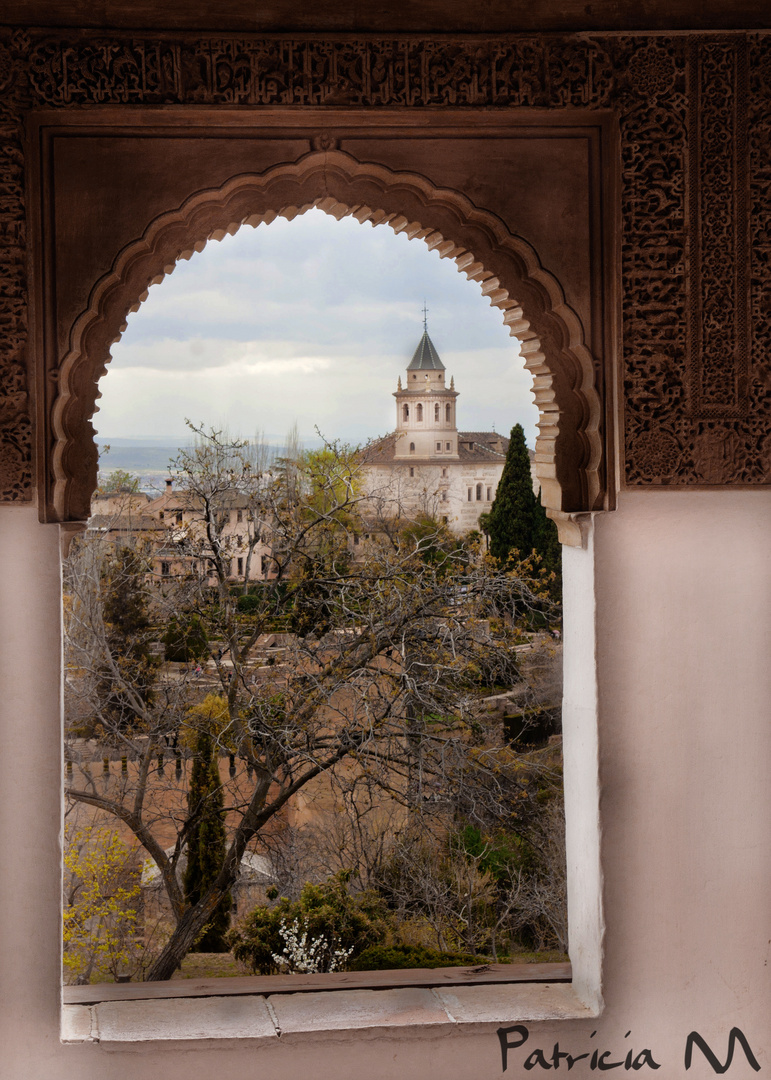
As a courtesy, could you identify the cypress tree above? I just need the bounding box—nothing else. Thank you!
[487,425,561,588]
[184,730,232,952]
[487,424,540,563]
[532,488,562,591]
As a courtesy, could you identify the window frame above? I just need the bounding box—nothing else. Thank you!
[19,101,617,1045]
[55,522,603,1041]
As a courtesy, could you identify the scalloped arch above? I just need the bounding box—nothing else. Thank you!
[51,149,603,527]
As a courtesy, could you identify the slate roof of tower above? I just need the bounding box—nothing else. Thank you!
[407,330,445,371]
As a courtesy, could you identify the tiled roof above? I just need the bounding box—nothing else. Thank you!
[358,434,401,464]
[407,331,445,371]
[361,432,513,465]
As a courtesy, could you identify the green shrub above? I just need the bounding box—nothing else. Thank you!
[228,872,387,974]
[163,615,208,662]
[349,944,485,971]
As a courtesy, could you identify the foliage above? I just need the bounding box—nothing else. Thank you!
[504,793,568,953]
[64,424,561,980]
[349,943,484,971]
[97,468,141,494]
[455,824,529,886]
[183,727,232,952]
[163,613,209,663]
[378,825,501,956]
[94,544,159,734]
[398,514,466,570]
[270,917,355,973]
[485,425,561,593]
[63,826,142,984]
[532,489,562,593]
[228,873,387,974]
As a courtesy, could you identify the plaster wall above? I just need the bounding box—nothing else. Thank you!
[1,488,768,1078]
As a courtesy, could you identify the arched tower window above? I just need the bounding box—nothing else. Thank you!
[446,403,451,422]
[403,404,409,422]
[416,403,423,422]
[409,442,415,453]
[434,403,440,422]
[476,483,483,501]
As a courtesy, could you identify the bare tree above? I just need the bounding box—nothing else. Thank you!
[65,426,558,980]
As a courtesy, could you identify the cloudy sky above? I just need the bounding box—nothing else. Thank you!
[96,208,538,449]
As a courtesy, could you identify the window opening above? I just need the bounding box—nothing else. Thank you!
[64,207,562,995]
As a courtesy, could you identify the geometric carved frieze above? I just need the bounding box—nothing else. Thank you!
[0,27,770,503]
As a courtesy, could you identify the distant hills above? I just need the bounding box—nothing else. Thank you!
[96,438,193,491]
[96,435,319,493]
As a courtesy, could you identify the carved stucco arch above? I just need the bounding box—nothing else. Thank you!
[51,149,604,540]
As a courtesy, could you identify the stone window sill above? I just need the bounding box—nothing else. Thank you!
[62,963,596,1044]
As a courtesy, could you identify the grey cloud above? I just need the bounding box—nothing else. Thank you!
[102,209,538,445]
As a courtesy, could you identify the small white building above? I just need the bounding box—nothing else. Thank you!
[362,328,534,533]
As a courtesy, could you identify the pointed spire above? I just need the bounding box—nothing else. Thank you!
[397,376,402,389]
[450,376,455,389]
[408,330,445,371]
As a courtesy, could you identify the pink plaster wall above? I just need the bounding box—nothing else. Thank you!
[0,490,769,1077]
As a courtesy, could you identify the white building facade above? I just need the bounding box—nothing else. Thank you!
[362,329,534,533]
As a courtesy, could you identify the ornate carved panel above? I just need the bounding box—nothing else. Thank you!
[0,28,769,504]
[45,151,603,523]
[0,32,32,502]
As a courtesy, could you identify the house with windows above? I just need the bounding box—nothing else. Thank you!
[362,328,536,531]
[87,477,275,586]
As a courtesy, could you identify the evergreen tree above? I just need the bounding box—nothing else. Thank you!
[183,730,232,952]
[163,613,209,663]
[532,488,562,592]
[487,426,561,588]
[487,425,540,562]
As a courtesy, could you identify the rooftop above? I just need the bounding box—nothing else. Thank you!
[407,331,445,372]
[362,432,514,464]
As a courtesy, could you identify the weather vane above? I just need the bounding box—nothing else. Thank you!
[422,300,429,331]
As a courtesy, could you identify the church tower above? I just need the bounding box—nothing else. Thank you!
[393,328,459,460]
